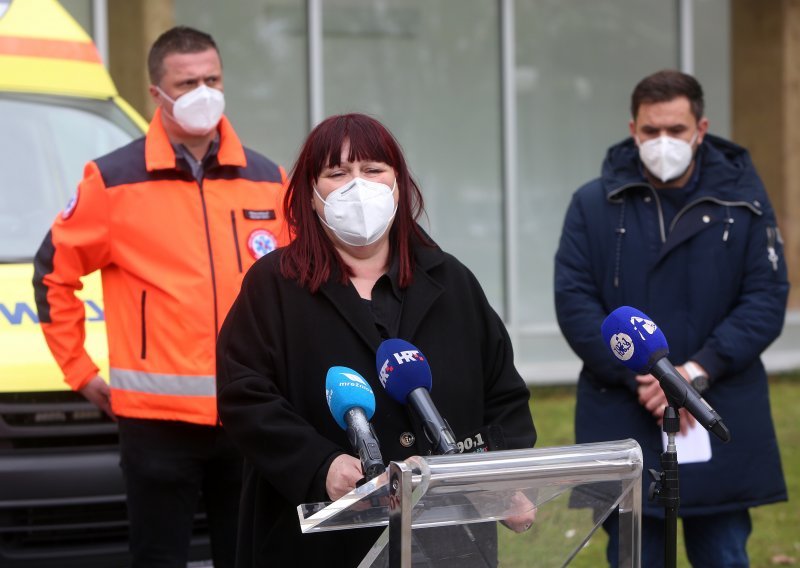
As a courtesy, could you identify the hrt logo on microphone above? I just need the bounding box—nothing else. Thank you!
[394,350,424,364]
[378,350,425,387]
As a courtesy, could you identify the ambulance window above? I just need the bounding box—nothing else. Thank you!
[0,94,140,262]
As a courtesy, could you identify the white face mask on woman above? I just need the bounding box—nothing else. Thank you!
[637,132,698,183]
[314,177,397,247]
[157,84,225,136]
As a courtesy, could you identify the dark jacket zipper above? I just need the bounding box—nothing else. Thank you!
[231,210,243,273]
[197,180,220,336]
[140,290,147,359]
[197,180,222,427]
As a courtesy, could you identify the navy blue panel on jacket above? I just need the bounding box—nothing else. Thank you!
[555,134,789,518]
[217,238,536,567]
[94,137,283,188]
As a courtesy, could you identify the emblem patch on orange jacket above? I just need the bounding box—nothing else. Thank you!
[247,229,278,259]
[61,188,80,220]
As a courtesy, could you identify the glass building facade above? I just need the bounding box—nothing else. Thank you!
[68,0,735,382]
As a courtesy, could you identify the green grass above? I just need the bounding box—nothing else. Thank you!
[498,371,800,567]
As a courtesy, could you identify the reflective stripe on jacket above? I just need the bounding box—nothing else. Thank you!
[33,109,289,425]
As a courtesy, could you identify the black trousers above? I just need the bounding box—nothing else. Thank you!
[118,417,242,568]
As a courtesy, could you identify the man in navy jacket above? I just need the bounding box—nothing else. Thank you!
[555,70,789,567]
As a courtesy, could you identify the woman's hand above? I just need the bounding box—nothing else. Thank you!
[500,491,537,533]
[325,454,364,501]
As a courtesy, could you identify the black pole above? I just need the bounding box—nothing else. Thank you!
[648,405,680,568]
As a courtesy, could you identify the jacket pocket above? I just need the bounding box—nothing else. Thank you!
[231,210,243,273]
[140,290,147,359]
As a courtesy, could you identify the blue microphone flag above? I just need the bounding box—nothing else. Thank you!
[325,366,376,430]
[601,306,670,375]
[376,338,432,403]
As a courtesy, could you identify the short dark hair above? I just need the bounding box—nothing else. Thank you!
[148,26,219,85]
[631,69,705,121]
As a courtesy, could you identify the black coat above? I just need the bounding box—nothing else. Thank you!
[555,135,789,518]
[217,240,536,567]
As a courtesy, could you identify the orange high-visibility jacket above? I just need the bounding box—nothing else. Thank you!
[33,109,289,425]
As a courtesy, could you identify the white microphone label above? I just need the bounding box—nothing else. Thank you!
[610,332,635,361]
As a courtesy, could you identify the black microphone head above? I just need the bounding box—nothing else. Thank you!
[601,306,670,374]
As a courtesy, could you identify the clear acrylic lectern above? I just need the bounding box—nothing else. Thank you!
[298,439,643,567]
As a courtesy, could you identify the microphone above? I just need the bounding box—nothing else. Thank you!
[376,339,459,455]
[325,366,386,480]
[601,306,731,443]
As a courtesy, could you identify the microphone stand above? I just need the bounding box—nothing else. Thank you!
[648,403,680,568]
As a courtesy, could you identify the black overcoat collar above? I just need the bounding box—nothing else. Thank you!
[318,240,445,352]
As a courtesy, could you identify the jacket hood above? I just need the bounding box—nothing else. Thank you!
[601,133,764,204]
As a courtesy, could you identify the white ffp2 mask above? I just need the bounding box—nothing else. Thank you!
[637,132,697,183]
[157,84,225,135]
[315,177,397,247]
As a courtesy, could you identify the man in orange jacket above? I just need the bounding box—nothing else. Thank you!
[33,26,289,568]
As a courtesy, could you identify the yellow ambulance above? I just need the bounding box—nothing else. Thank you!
[0,1,208,565]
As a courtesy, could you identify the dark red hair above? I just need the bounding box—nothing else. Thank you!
[280,113,429,292]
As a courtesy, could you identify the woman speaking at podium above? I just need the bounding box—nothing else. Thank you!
[216,113,536,567]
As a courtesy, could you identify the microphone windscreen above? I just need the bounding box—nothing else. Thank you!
[376,338,432,404]
[325,366,376,430]
[601,306,670,374]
